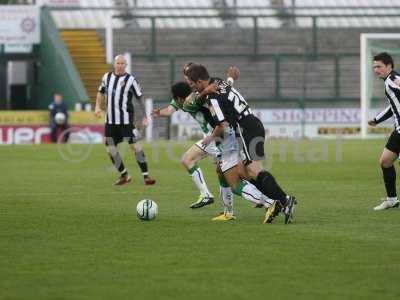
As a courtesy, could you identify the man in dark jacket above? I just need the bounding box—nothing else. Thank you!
[49,93,69,143]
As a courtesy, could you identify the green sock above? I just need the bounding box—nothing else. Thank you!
[188,165,199,175]
[218,175,230,188]
[232,181,247,196]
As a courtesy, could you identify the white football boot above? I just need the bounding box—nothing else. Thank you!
[373,198,400,211]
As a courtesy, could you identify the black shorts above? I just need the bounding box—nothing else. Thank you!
[236,114,266,164]
[385,130,400,155]
[105,124,140,146]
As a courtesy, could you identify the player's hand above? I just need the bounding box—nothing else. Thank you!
[204,83,218,95]
[142,117,149,128]
[151,108,161,117]
[201,135,213,147]
[368,119,377,127]
[226,66,240,81]
[395,78,400,86]
[94,106,103,118]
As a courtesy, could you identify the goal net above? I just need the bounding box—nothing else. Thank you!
[361,33,400,138]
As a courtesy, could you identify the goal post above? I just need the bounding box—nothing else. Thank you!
[360,33,400,139]
[106,12,114,64]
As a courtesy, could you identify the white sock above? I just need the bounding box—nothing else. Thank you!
[220,186,234,215]
[241,182,274,208]
[190,166,213,198]
[261,194,275,207]
[387,196,398,201]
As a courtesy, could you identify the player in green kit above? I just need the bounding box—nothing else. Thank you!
[151,64,241,219]
[152,83,235,217]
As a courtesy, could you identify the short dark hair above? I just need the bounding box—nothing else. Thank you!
[171,81,192,100]
[374,52,394,68]
[187,64,210,82]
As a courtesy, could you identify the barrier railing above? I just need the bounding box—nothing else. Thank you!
[47,6,400,57]
[138,52,359,104]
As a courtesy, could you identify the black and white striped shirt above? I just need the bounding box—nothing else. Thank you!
[98,72,143,125]
[374,71,400,132]
[207,78,252,126]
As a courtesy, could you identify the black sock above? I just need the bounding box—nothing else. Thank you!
[109,152,127,175]
[135,150,149,178]
[382,166,397,198]
[256,170,287,205]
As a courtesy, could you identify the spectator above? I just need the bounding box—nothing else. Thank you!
[49,93,69,143]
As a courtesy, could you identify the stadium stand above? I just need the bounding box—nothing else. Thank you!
[93,26,397,105]
[50,0,125,29]
[234,0,400,28]
[47,0,400,108]
[50,0,400,29]
[104,27,400,56]
[60,30,110,102]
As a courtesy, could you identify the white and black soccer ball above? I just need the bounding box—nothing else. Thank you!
[137,199,158,221]
[54,112,66,125]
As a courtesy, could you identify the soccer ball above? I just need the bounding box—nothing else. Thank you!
[136,199,158,221]
[54,112,66,125]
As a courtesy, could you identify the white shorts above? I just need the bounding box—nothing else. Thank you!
[195,139,220,160]
[196,127,240,171]
[216,127,240,172]
[218,150,240,172]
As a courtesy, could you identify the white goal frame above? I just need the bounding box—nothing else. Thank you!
[360,33,400,139]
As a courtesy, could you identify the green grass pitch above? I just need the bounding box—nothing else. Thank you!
[1,139,400,300]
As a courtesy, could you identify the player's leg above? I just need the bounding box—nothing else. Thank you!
[105,125,131,186]
[238,118,296,224]
[220,151,274,211]
[215,125,278,222]
[50,125,57,143]
[182,143,214,208]
[374,131,400,210]
[238,118,287,203]
[224,166,274,210]
[246,161,295,223]
[246,161,287,201]
[212,167,236,221]
[62,125,70,143]
[128,126,155,185]
[218,168,234,215]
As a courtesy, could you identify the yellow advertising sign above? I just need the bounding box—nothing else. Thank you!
[0,111,103,125]
[70,112,104,125]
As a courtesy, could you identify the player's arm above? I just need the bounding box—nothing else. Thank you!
[152,96,183,117]
[198,83,218,101]
[135,94,146,115]
[394,76,400,87]
[63,103,69,119]
[134,95,151,127]
[369,105,393,126]
[95,92,105,118]
[198,67,240,102]
[130,78,149,127]
[152,105,177,117]
[202,98,228,146]
[95,74,107,118]
[202,121,229,147]
[49,104,56,125]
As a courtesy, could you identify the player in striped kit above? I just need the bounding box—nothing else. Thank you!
[95,55,156,186]
[165,81,276,220]
[368,52,400,210]
[187,64,296,224]
[152,64,240,215]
